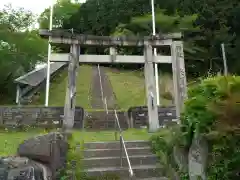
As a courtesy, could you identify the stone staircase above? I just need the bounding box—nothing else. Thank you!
[82,141,167,179]
[84,111,128,130]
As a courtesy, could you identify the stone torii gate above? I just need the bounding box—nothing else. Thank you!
[39,29,187,133]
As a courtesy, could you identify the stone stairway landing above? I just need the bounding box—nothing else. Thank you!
[82,141,167,179]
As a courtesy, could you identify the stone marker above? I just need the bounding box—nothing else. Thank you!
[0,156,52,180]
[17,132,69,178]
[188,135,208,180]
[173,145,188,172]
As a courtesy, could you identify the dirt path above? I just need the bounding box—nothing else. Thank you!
[90,66,117,110]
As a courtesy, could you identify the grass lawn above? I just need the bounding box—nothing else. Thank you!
[106,68,172,110]
[35,65,92,109]
[106,69,146,109]
[0,128,151,156]
[0,129,47,156]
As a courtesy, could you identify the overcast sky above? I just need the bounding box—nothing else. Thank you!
[0,0,86,15]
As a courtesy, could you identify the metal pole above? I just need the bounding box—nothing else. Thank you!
[16,84,19,104]
[120,136,123,167]
[45,0,54,106]
[97,64,104,105]
[151,0,160,106]
[16,84,21,106]
[221,43,228,76]
[104,97,108,115]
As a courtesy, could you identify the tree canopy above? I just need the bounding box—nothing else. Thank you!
[62,0,240,75]
[38,0,80,29]
[0,0,240,102]
[0,5,47,102]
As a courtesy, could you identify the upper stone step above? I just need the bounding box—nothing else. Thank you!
[84,140,150,149]
[83,147,152,158]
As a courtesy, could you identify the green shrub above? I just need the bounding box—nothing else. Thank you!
[150,126,188,179]
[182,75,240,180]
[183,75,240,133]
[151,75,240,180]
[60,137,120,180]
[59,136,84,180]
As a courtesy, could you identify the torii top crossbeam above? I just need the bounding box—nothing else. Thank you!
[39,29,182,47]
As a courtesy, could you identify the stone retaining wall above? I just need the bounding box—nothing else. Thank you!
[0,106,84,128]
[0,106,177,129]
[128,106,177,128]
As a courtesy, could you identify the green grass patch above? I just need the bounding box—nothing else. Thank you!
[0,128,151,156]
[106,68,172,109]
[75,65,92,109]
[0,129,48,156]
[34,65,92,108]
[106,69,146,109]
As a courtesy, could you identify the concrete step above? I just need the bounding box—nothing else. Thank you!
[83,155,158,168]
[85,165,163,179]
[84,141,150,149]
[83,147,152,158]
[85,111,128,130]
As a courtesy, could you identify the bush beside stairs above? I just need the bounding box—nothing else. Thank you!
[82,140,168,179]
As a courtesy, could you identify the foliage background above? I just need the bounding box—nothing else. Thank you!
[151,76,240,179]
[0,0,240,103]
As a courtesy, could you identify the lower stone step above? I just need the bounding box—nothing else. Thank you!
[85,165,163,179]
[83,147,152,158]
[83,155,158,168]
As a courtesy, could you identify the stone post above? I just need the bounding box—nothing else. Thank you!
[144,44,159,132]
[63,44,80,131]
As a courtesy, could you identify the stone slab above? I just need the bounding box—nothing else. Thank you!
[128,106,177,128]
[0,106,84,128]
[17,132,69,178]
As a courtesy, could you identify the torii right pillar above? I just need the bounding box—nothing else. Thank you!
[144,43,159,132]
[171,41,187,123]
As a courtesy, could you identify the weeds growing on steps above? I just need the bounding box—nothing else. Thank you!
[60,137,121,180]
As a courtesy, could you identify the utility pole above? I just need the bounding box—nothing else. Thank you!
[221,43,228,76]
[45,0,54,106]
[151,0,160,106]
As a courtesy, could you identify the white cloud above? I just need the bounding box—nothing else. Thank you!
[0,0,51,15]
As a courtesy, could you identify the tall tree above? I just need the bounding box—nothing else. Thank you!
[63,0,240,75]
[112,10,207,75]
[178,0,240,73]
[0,4,35,32]
[38,0,80,29]
[0,5,47,102]
[63,0,179,35]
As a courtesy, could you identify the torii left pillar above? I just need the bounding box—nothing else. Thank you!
[63,44,80,131]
